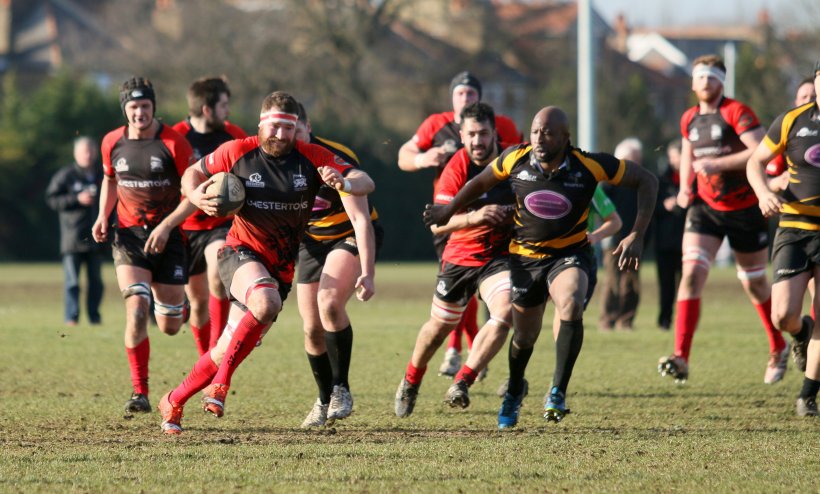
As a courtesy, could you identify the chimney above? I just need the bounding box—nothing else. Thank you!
[613,13,629,53]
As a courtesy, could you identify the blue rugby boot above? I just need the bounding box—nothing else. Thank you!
[498,391,524,430]
[543,386,569,423]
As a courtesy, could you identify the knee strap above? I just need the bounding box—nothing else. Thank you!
[122,282,150,300]
[737,265,767,281]
[430,299,466,325]
[486,315,511,330]
[244,277,279,306]
[682,247,712,270]
[155,299,189,318]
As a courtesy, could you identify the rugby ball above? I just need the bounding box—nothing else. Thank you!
[206,172,245,217]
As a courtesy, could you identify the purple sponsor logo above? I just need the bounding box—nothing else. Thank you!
[524,190,572,219]
[805,144,820,168]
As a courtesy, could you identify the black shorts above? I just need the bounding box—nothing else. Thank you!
[772,227,820,283]
[296,222,384,284]
[509,248,597,308]
[185,224,231,276]
[217,245,291,311]
[112,226,188,285]
[685,201,769,253]
[434,256,510,306]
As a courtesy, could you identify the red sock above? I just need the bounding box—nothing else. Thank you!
[125,338,150,396]
[812,305,816,321]
[170,351,218,406]
[190,321,210,356]
[448,326,463,353]
[674,299,700,362]
[212,311,266,387]
[463,297,479,350]
[405,362,427,386]
[454,365,479,386]
[755,298,786,353]
[209,295,230,350]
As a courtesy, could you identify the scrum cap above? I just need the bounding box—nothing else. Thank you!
[119,77,156,115]
[450,71,482,99]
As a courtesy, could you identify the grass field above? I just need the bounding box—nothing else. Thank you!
[0,261,817,492]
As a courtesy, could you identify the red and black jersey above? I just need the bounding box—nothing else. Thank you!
[491,144,625,259]
[101,123,194,229]
[435,146,515,266]
[412,111,522,184]
[173,119,248,232]
[762,102,820,231]
[304,135,379,241]
[201,137,353,283]
[680,97,761,211]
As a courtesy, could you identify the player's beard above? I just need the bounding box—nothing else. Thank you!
[260,135,295,157]
[469,145,490,163]
[206,115,225,132]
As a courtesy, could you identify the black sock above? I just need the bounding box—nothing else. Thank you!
[799,377,820,399]
[796,317,813,343]
[307,352,333,404]
[507,340,534,397]
[553,319,584,393]
[325,325,353,389]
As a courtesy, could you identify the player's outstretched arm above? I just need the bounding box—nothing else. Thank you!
[424,165,501,227]
[610,161,658,270]
[319,168,374,196]
[746,141,783,218]
[340,194,376,302]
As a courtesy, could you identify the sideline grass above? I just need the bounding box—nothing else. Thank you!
[0,261,817,492]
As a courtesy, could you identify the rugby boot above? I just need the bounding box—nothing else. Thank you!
[327,385,354,422]
[543,386,570,423]
[444,380,470,409]
[498,390,525,430]
[202,383,229,418]
[158,392,184,435]
[124,393,151,413]
[394,378,419,418]
[658,355,688,383]
[792,316,813,372]
[301,399,329,428]
[496,377,529,398]
[796,396,818,417]
[763,341,790,384]
[438,348,461,377]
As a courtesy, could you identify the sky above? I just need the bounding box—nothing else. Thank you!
[591,0,818,30]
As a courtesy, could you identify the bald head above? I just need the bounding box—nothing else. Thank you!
[530,106,570,165]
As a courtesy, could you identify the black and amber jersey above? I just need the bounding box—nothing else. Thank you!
[201,136,352,283]
[101,123,194,229]
[173,119,248,231]
[491,144,625,259]
[763,102,820,231]
[680,97,761,211]
[304,135,379,241]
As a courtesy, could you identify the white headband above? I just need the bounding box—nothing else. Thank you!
[258,110,298,128]
[692,64,726,85]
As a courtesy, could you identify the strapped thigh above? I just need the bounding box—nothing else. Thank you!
[154,299,189,319]
[682,246,712,270]
[121,282,150,300]
[430,298,466,325]
[481,276,511,309]
[736,264,767,281]
[244,276,279,306]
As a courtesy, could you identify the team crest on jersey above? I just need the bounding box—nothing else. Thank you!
[442,139,458,153]
[563,170,584,188]
[292,173,308,191]
[436,280,448,296]
[516,170,538,182]
[689,127,699,142]
[173,265,184,280]
[246,173,265,188]
[738,113,754,129]
[150,156,164,172]
[710,124,722,141]
[115,157,129,172]
[524,190,572,219]
[796,127,819,138]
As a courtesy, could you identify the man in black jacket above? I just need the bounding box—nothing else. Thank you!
[45,136,105,326]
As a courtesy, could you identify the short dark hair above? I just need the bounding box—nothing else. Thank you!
[798,76,815,88]
[119,76,155,114]
[187,77,231,117]
[296,102,308,123]
[261,91,298,115]
[460,102,495,129]
[692,54,726,73]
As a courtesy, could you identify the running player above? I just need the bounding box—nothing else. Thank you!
[398,71,522,377]
[747,62,820,416]
[294,103,379,427]
[92,77,196,413]
[173,77,247,355]
[658,54,789,385]
[425,106,657,428]
[157,91,375,435]
[765,77,816,193]
[395,102,515,417]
